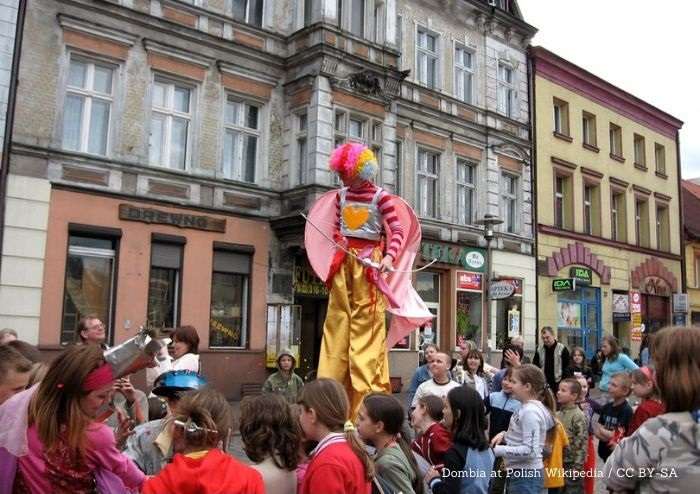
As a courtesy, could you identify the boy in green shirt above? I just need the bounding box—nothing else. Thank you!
[557,377,588,494]
[262,348,304,403]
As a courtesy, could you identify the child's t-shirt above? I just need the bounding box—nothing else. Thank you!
[597,400,633,460]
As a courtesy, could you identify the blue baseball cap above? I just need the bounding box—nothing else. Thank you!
[152,370,207,398]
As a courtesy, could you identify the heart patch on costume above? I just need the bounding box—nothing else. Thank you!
[342,205,370,230]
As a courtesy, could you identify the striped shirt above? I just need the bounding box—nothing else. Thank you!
[335,181,404,260]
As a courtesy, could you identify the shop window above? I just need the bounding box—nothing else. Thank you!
[655,203,670,252]
[554,173,573,229]
[495,293,521,350]
[500,172,518,233]
[417,148,440,218]
[149,78,193,170]
[456,290,482,350]
[147,242,183,329]
[553,98,569,136]
[62,57,114,156]
[229,0,263,27]
[416,271,440,350]
[209,249,251,348]
[611,190,627,242]
[456,158,476,225]
[61,233,118,344]
[635,198,650,248]
[582,111,597,147]
[223,96,260,183]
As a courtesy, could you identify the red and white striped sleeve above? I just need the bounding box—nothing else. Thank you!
[377,190,404,260]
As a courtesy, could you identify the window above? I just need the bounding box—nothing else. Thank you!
[656,204,670,251]
[553,98,569,136]
[209,249,251,348]
[396,14,402,62]
[230,0,263,27]
[416,271,440,350]
[373,2,383,43]
[350,0,364,37]
[304,0,313,25]
[634,134,646,167]
[583,184,600,235]
[454,45,473,104]
[62,58,114,156]
[150,79,192,170]
[582,112,597,147]
[223,96,260,183]
[635,198,649,247]
[655,144,666,175]
[416,28,438,89]
[336,0,342,27]
[609,123,622,158]
[497,63,515,117]
[554,174,574,229]
[349,117,364,139]
[501,172,518,233]
[611,190,627,242]
[392,139,402,195]
[147,242,183,328]
[417,149,439,218]
[456,159,476,225]
[61,234,117,344]
[296,112,307,185]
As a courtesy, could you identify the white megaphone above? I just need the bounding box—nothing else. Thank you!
[103,326,173,378]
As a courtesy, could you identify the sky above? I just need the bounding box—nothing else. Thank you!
[518,0,700,179]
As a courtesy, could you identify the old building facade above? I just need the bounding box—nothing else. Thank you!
[531,47,684,358]
[0,0,536,396]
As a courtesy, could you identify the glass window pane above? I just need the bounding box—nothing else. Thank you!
[170,117,189,169]
[246,104,259,129]
[351,0,364,36]
[349,118,363,138]
[87,99,110,155]
[209,271,247,347]
[225,100,238,125]
[231,0,246,21]
[223,130,236,178]
[149,115,165,165]
[152,82,167,108]
[62,250,114,344]
[63,94,84,151]
[68,60,87,88]
[243,134,257,182]
[416,272,439,302]
[92,66,113,94]
[249,0,263,26]
[148,267,178,328]
[173,86,190,113]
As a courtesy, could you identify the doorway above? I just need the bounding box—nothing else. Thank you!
[296,295,327,379]
[556,286,601,359]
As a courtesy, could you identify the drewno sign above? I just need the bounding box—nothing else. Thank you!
[119,204,226,233]
[420,242,486,272]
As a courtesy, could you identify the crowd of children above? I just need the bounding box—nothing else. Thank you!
[0,326,698,493]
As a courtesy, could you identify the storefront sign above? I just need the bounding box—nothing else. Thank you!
[673,293,689,313]
[631,313,642,326]
[557,302,581,328]
[631,327,642,342]
[630,290,642,314]
[421,242,486,272]
[552,278,576,291]
[293,263,328,297]
[673,313,687,326]
[119,204,226,232]
[489,280,516,299]
[612,293,630,321]
[457,271,482,291]
[569,267,592,285]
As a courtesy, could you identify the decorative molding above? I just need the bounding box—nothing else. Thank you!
[582,143,600,153]
[634,162,648,172]
[551,156,577,171]
[630,257,678,292]
[609,176,629,189]
[654,191,672,202]
[580,166,604,179]
[217,61,279,87]
[329,68,406,103]
[542,241,611,284]
[142,39,213,68]
[632,184,652,196]
[610,153,625,163]
[57,14,138,47]
[552,131,573,143]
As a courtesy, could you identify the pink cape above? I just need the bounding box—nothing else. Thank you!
[304,190,434,348]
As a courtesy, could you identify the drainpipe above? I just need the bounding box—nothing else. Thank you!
[676,129,687,297]
[0,0,27,274]
[527,47,539,351]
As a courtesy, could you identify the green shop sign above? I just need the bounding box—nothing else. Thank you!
[569,267,592,284]
[420,242,486,272]
[552,278,576,291]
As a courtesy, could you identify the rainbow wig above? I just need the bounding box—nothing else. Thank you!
[329,142,378,183]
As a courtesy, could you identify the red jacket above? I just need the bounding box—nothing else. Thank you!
[142,448,264,494]
[301,441,371,494]
[626,398,666,437]
[411,422,452,466]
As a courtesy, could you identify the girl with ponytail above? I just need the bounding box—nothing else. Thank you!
[297,378,373,494]
[357,393,423,494]
[490,364,556,494]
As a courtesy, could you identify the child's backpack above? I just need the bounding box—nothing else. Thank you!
[543,420,569,489]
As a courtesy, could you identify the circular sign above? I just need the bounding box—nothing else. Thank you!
[489,281,516,300]
[631,292,641,303]
[464,251,485,269]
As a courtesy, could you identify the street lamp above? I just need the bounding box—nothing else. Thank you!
[475,214,503,355]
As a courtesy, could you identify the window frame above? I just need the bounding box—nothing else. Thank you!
[553,98,570,136]
[610,189,627,243]
[497,62,516,118]
[228,0,264,27]
[582,111,597,147]
[454,43,474,104]
[655,202,670,252]
[456,157,476,225]
[295,110,308,185]
[222,95,262,183]
[350,0,366,37]
[149,76,195,171]
[500,171,519,234]
[655,143,666,175]
[635,197,650,248]
[609,123,623,158]
[554,175,565,229]
[416,27,439,89]
[209,248,252,349]
[633,133,646,168]
[416,147,440,218]
[62,55,117,157]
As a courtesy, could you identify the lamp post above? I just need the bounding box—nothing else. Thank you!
[475,214,503,355]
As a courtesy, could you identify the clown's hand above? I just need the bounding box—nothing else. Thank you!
[379,255,394,273]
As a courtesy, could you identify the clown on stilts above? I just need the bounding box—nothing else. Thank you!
[304,143,434,418]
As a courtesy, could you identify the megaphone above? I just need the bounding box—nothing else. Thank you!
[103,326,173,378]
